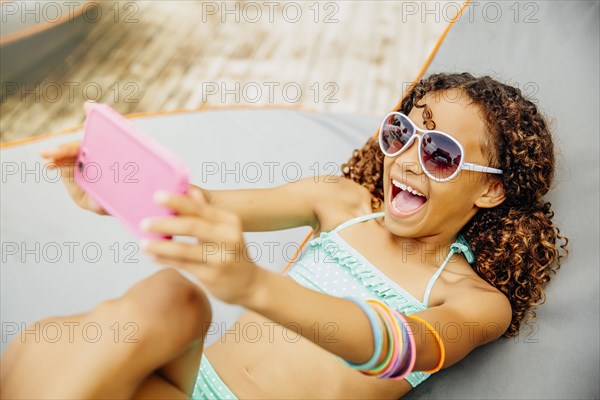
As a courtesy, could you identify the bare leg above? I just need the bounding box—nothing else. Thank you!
[1,269,212,399]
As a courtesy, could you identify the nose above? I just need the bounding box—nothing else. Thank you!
[394,134,424,180]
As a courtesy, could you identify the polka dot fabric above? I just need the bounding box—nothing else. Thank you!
[193,354,238,399]
[287,212,438,387]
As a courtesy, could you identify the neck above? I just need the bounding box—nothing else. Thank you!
[386,230,461,267]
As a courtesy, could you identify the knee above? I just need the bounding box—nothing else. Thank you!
[114,269,213,346]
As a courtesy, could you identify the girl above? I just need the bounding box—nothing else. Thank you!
[5,73,566,399]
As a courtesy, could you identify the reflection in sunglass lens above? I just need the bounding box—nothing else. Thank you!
[421,132,462,179]
[381,114,413,154]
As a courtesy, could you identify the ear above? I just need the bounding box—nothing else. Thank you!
[474,179,505,209]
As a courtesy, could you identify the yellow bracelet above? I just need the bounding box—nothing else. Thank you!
[406,314,446,374]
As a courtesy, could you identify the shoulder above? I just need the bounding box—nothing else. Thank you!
[325,175,372,200]
[413,274,513,368]
[305,175,374,234]
[444,276,513,341]
[280,175,369,207]
[280,175,375,234]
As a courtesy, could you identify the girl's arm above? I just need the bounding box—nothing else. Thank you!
[242,267,513,372]
[198,175,341,232]
[142,188,513,374]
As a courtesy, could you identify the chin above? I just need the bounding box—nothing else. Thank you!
[381,206,428,239]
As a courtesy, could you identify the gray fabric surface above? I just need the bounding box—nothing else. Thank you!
[404,1,600,399]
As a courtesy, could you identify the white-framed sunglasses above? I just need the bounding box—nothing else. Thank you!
[378,112,503,182]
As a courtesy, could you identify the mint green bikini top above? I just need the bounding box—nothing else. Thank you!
[286,211,475,387]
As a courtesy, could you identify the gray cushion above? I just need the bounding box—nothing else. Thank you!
[405,1,599,399]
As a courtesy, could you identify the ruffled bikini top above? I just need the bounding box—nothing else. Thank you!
[285,211,475,386]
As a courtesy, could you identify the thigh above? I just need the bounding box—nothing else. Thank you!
[1,269,212,399]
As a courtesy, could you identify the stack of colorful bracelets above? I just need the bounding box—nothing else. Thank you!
[339,297,446,380]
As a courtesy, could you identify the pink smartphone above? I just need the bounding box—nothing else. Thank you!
[74,102,189,239]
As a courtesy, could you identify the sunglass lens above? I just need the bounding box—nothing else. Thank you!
[421,132,462,179]
[380,114,413,154]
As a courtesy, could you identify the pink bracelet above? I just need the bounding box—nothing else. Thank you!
[364,300,403,377]
[389,310,416,380]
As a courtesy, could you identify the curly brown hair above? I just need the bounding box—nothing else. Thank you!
[341,72,568,337]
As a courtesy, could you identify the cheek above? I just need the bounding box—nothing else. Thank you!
[382,157,393,180]
[383,156,393,172]
[431,182,480,211]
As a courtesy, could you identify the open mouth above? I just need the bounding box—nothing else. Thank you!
[389,179,428,217]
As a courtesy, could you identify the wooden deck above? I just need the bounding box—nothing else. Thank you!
[0,1,446,143]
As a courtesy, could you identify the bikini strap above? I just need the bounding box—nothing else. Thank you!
[422,235,475,307]
[331,212,385,234]
[330,213,476,307]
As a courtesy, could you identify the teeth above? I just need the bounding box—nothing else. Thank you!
[392,179,426,197]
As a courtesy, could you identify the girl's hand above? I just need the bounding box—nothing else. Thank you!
[140,187,260,305]
[39,141,107,215]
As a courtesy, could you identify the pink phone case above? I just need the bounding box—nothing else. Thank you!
[74,102,189,239]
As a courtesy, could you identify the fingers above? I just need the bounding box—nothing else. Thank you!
[143,240,206,265]
[141,216,214,241]
[141,204,241,244]
[39,141,80,166]
[153,190,205,219]
[142,189,246,272]
[39,141,80,158]
[153,189,235,225]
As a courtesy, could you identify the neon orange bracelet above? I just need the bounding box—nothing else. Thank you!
[406,314,446,374]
